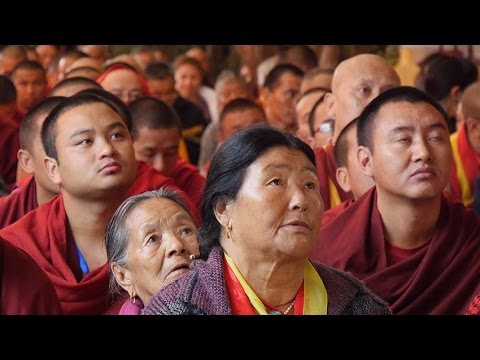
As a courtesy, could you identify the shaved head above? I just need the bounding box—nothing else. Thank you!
[331,54,400,144]
[462,82,480,119]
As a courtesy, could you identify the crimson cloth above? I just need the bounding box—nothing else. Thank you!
[321,199,355,226]
[0,236,62,314]
[0,119,20,190]
[126,161,174,197]
[170,159,205,208]
[0,176,37,229]
[0,196,111,315]
[314,142,352,210]
[311,186,480,314]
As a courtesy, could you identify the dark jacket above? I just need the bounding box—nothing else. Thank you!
[143,246,390,315]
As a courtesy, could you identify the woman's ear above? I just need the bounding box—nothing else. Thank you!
[111,262,133,295]
[213,197,233,228]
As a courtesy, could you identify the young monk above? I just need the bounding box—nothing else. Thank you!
[0,91,142,314]
[311,86,480,314]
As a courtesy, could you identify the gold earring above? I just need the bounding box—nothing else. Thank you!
[226,221,232,240]
[130,290,136,304]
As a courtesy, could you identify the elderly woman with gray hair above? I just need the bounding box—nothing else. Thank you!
[106,188,199,315]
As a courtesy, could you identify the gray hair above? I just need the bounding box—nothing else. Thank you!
[105,187,192,298]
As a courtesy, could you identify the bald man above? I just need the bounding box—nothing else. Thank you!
[0,45,27,76]
[315,54,400,210]
[450,82,480,206]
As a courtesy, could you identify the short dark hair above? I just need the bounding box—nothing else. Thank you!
[264,63,304,89]
[144,62,173,80]
[199,124,315,257]
[219,98,265,127]
[49,76,101,97]
[334,117,358,167]
[0,75,16,104]
[41,89,130,162]
[357,86,449,152]
[11,60,45,78]
[76,88,132,132]
[20,96,66,151]
[128,97,181,139]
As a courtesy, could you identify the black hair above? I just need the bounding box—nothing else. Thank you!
[357,86,449,152]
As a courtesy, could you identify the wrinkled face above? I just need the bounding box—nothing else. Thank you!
[13,69,47,112]
[344,127,374,199]
[147,78,177,106]
[265,72,302,132]
[174,64,203,100]
[219,108,266,142]
[333,60,400,143]
[52,102,137,199]
[100,69,144,104]
[367,101,452,200]
[125,198,199,304]
[227,147,323,259]
[217,80,250,111]
[133,127,180,176]
[295,91,326,143]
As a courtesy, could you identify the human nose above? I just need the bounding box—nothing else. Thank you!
[98,137,116,159]
[165,234,187,258]
[413,137,432,162]
[152,154,165,173]
[289,185,309,211]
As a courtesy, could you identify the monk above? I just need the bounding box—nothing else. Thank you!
[128,97,205,207]
[449,82,480,206]
[315,54,400,210]
[321,118,375,225]
[0,91,141,314]
[0,97,64,229]
[311,86,480,314]
[49,76,102,97]
[0,236,62,314]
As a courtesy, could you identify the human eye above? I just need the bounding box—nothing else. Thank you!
[146,234,160,245]
[268,178,282,186]
[77,138,92,146]
[180,226,194,237]
[111,131,124,140]
[305,181,316,190]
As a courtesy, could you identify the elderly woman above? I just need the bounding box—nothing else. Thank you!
[106,188,199,315]
[143,125,390,315]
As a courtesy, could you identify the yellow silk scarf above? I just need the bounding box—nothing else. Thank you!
[224,252,327,315]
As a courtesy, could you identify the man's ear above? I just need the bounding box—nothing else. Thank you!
[336,166,351,193]
[43,156,62,185]
[17,149,35,175]
[111,262,134,296]
[358,145,374,177]
[323,92,335,119]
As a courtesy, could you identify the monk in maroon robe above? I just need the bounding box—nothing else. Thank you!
[321,118,374,225]
[311,86,480,314]
[315,54,400,210]
[0,236,62,314]
[129,97,205,207]
[0,90,140,314]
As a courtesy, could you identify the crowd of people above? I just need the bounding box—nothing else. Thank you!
[1,44,480,315]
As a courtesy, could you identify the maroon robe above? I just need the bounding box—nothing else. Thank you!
[1,236,62,314]
[0,196,111,315]
[321,198,355,226]
[0,119,20,190]
[169,159,205,207]
[127,161,175,197]
[0,176,37,229]
[311,187,480,314]
[314,142,352,210]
